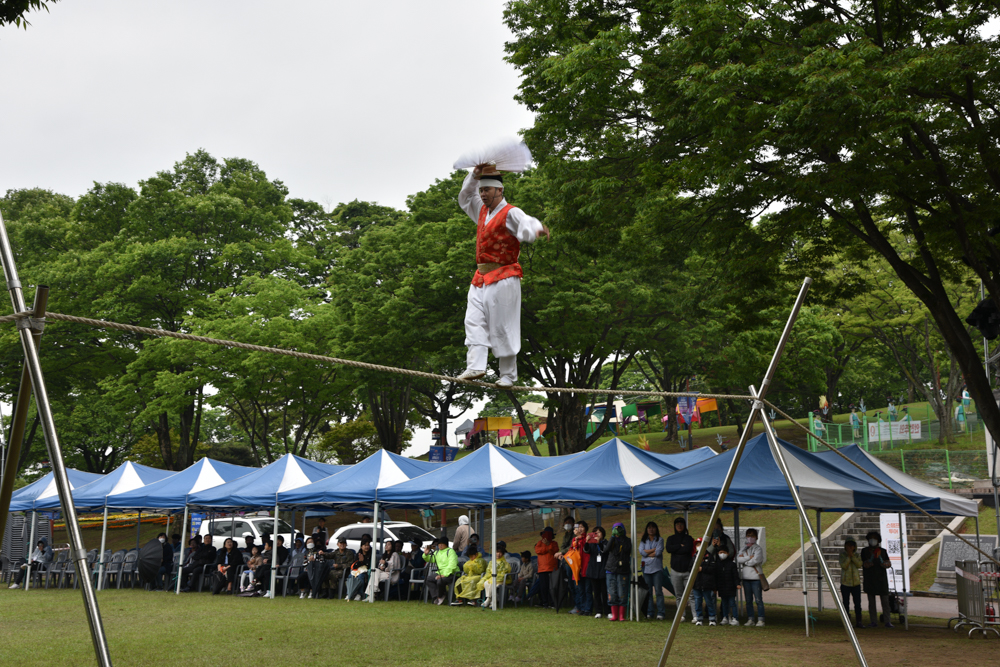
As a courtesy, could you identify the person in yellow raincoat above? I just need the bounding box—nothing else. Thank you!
[480,541,512,609]
[453,547,488,605]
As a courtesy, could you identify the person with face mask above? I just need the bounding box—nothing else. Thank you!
[715,546,741,625]
[737,528,765,626]
[601,522,632,621]
[839,539,864,628]
[860,531,893,628]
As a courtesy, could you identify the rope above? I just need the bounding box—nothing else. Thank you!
[2,309,754,401]
[762,399,1000,568]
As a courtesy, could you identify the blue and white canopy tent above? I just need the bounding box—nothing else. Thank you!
[9,469,105,513]
[32,461,172,513]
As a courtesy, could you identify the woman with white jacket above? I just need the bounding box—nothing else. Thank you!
[737,528,765,627]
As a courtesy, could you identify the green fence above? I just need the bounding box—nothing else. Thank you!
[871,449,990,489]
[806,411,982,452]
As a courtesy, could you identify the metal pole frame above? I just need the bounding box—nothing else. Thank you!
[368,500,380,603]
[0,286,47,545]
[270,502,279,598]
[0,214,113,666]
[25,509,36,591]
[817,509,823,612]
[800,514,809,636]
[97,507,109,591]
[176,506,189,594]
[658,277,812,667]
[758,396,868,667]
[491,501,498,611]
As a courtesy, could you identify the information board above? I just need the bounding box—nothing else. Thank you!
[936,534,998,573]
[879,513,909,591]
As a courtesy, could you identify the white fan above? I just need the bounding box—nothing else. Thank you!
[453,137,533,174]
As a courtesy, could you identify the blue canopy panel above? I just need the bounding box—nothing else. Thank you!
[277,449,444,510]
[376,444,561,508]
[495,438,689,508]
[31,461,173,512]
[646,446,717,468]
[632,434,978,515]
[815,445,978,516]
[9,469,105,513]
[106,458,255,511]
[187,454,346,509]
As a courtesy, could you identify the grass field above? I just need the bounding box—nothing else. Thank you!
[0,587,993,667]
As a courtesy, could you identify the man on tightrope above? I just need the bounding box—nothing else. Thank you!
[457,164,550,388]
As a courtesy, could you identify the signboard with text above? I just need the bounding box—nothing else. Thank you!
[879,513,909,591]
[428,446,458,463]
[868,420,922,443]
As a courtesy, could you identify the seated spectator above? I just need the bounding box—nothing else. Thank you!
[181,535,216,592]
[366,539,405,598]
[715,545,740,625]
[423,537,459,605]
[171,533,182,554]
[180,536,199,568]
[480,541,512,609]
[213,538,242,595]
[839,538,864,629]
[532,527,559,608]
[584,527,608,618]
[297,536,328,599]
[326,537,355,597]
[861,531,893,628]
[512,550,535,604]
[240,546,262,592]
[9,537,53,588]
[344,542,373,601]
[242,536,256,554]
[737,528,765,627]
[454,546,488,605]
[692,542,717,626]
[312,517,328,549]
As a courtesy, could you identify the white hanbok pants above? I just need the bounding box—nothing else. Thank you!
[464,277,521,381]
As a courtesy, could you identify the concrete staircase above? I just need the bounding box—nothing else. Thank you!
[779,512,941,589]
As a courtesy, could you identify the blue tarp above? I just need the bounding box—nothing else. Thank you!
[631,434,979,515]
[376,444,570,507]
[31,461,173,512]
[278,449,443,509]
[187,453,346,509]
[496,438,701,507]
[10,469,105,513]
[107,458,255,511]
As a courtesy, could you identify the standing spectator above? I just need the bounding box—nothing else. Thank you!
[665,517,696,622]
[861,531,893,628]
[540,506,555,530]
[584,526,609,618]
[534,527,559,608]
[311,517,328,549]
[9,537,53,588]
[839,538,864,628]
[555,520,584,613]
[737,528,765,627]
[344,542,373,601]
[420,508,435,531]
[423,537,459,605]
[213,538,241,595]
[640,521,667,620]
[850,407,861,440]
[512,550,535,604]
[452,515,471,556]
[155,532,173,591]
[715,545,740,626]
[602,522,632,622]
[569,521,591,616]
[707,518,736,557]
[692,543,718,626]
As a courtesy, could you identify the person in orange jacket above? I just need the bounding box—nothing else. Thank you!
[533,527,559,608]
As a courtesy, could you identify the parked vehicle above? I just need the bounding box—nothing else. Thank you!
[198,516,294,551]
[330,522,443,554]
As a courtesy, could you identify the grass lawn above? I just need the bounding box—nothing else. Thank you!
[0,588,991,666]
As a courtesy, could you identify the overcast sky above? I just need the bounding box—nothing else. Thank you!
[0,1,528,457]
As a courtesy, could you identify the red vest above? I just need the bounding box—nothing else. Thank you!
[472,203,522,287]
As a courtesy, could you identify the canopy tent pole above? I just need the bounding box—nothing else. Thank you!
[658,277,812,667]
[758,395,867,667]
[25,510,36,592]
[631,502,638,622]
[301,512,306,542]
[135,510,141,551]
[898,511,908,630]
[478,507,485,544]
[176,506,188,595]
[799,515,809,637]
[270,502,279,599]
[368,500,380,603]
[97,508,108,591]
[817,510,823,612]
[491,501,498,611]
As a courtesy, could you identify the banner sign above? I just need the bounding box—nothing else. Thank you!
[428,446,458,463]
[190,513,205,535]
[868,419,922,443]
[879,513,909,591]
[677,397,696,425]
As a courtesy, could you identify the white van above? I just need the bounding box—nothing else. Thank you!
[198,516,295,551]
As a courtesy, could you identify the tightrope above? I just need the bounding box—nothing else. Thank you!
[0,309,753,401]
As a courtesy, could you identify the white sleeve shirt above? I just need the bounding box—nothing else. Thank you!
[459,171,545,244]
